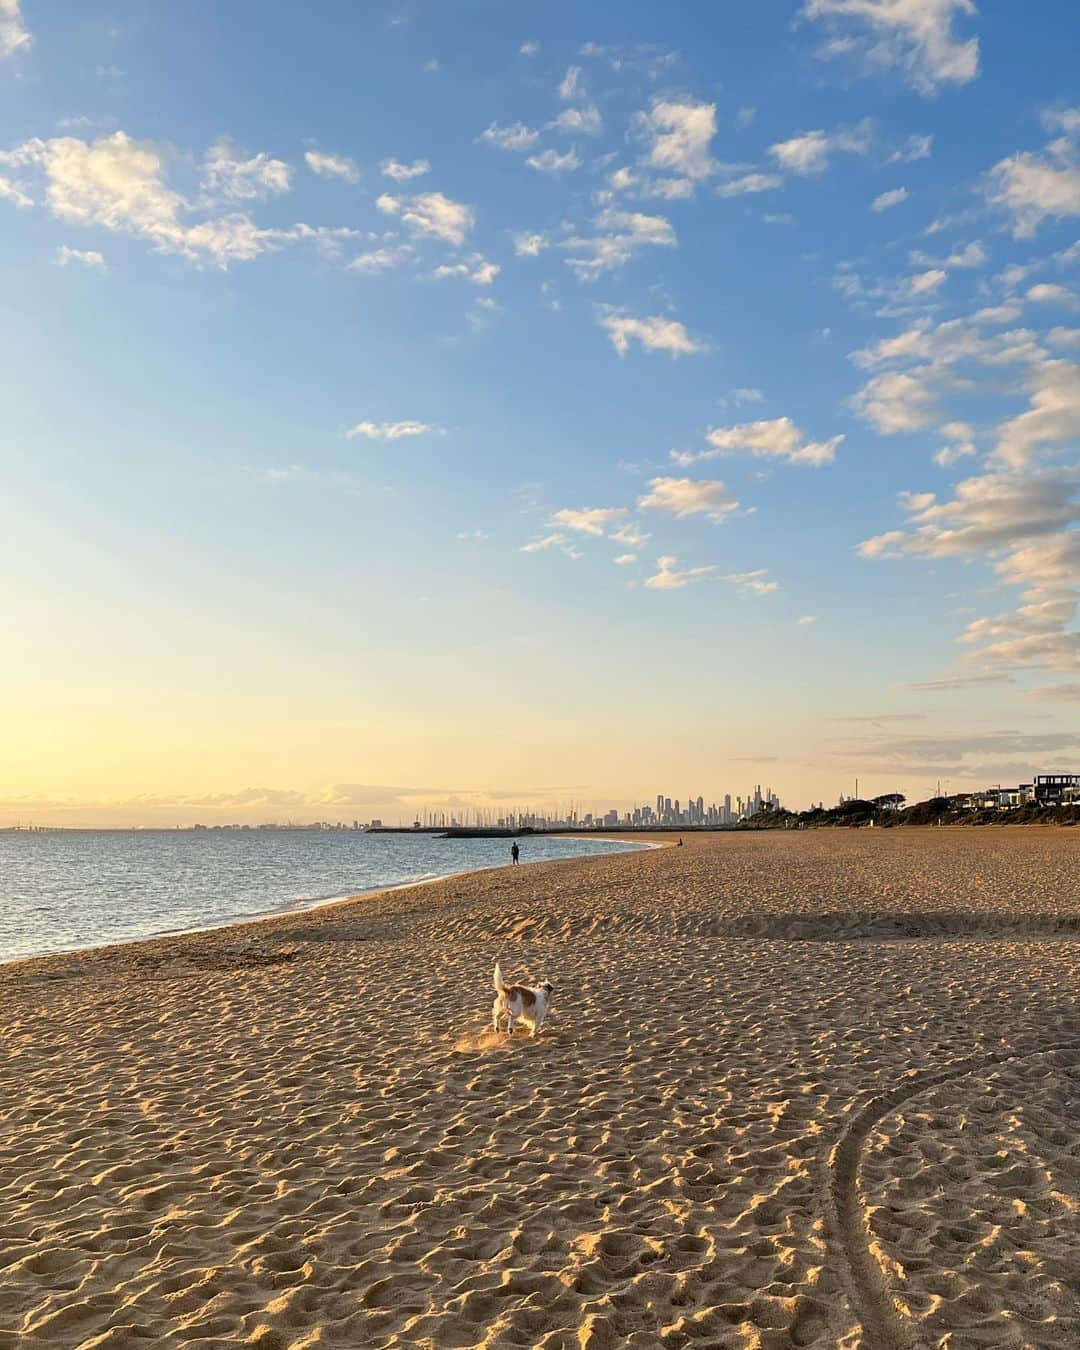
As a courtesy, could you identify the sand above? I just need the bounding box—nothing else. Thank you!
[2,827,1080,1349]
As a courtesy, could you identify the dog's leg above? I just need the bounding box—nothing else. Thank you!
[492,1001,500,1034]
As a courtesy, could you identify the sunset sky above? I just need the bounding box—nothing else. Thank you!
[2,0,1078,825]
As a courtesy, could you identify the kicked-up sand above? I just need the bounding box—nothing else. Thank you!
[2,827,1080,1349]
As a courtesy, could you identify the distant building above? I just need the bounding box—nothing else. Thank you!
[1034,773,1080,804]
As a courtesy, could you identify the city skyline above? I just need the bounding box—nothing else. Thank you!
[2,1,1077,827]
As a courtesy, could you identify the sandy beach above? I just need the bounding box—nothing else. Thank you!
[3,827,1080,1349]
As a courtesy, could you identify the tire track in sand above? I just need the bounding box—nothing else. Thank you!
[825,1040,1080,1350]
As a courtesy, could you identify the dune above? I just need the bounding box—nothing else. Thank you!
[2,827,1079,1347]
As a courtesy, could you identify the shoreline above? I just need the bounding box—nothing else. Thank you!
[0,833,655,972]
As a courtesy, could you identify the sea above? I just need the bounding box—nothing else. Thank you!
[0,829,640,964]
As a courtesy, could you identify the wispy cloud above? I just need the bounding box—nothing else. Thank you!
[769,119,872,175]
[55,244,105,269]
[306,150,360,182]
[889,133,933,163]
[600,310,704,357]
[345,419,440,440]
[379,157,430,181]
[802,0,979,95]
[645,555,716,589]
[480,122,540,152]
[202,138,292,201]
[724,569,780,595]
[635,98,718,194]
[527,148,581,175]
[551,506,629,536]
[676,416,843,468]
[871,186,909,212]
[562,208,675,277]
[638,476,740,523]
[0,0,30,60]
[376,190,473,245]
[431,254,499,285]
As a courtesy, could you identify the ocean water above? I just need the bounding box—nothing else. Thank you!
[0,830,640,963]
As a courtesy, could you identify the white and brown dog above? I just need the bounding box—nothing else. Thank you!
[492,961,553,1038]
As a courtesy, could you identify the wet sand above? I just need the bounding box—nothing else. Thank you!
[2,827,1079,1348]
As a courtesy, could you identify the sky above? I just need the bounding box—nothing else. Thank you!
[1,0,1078,826]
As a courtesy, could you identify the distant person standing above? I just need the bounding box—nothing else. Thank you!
[511,841,520,865]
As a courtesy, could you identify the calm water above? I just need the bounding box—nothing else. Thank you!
[0,830,640,963]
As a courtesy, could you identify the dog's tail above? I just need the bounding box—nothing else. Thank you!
[493,960,505,993]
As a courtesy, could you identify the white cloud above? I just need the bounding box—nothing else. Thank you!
[995,359,1080,468]
[872,186,909,211]
[769,119,871,175]
[513,232,548,257]
[852,369,941,432]
[551,105,603,136]
[379,158,430,181]
[610,522,651,548]
[0,172,32,207]
[55,244,105,269]
[600,311,704,357]
[1041,107,1080,137]
[857,529,906,559]
[202,139,292,201]
[613,553,637,565]
[347,244,412,273]
[551,506,629,536]
[431,255,499,285]
[638,476,740,523]
[638,99,718,184]
[520,40,540,56]
[520,532,582,559]
[802,0,979,94]
[889,133,933,163]
[526,148,581,175]
[724,569,781,596]
[558,65,585,101]
[857,467,1079,671]
[562,208,675,277]
[645,555,716,590]
[910,239,987,270]
[972,304,1021,325]
[306,150,360,183]
[716,172,783,198]
[797,614,818,624]
[989,147,1080,238]
[1026,283,1076,308]
[2,131,290,266]
[733,387,765,404]
[934,419,977,467]
[908,267,947,296]
[480,122,540,152]
[345,420,439,440]
[0,0,30,59]
[376,191,473,245]
[678,415,843,468]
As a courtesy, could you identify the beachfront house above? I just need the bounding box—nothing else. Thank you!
[1034,773,1080,804]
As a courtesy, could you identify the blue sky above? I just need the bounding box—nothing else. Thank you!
[1,1,1078,824]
